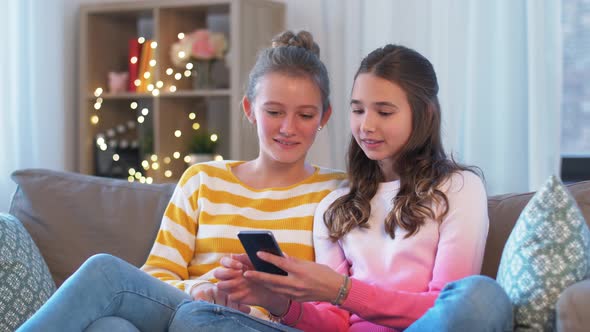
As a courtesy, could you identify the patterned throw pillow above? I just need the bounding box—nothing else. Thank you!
[497,176,590,331]
[0,213,56,331]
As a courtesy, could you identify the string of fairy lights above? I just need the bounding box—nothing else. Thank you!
[90,34,222,183]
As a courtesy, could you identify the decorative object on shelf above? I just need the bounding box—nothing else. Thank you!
[193,60,213,90]
[187,131,219,165]
[133,39,158,94]
[127,38,142,92]
[94,119,142,179]
[94,144,140,179]
[108,71,129,94]
[170,29,228,89]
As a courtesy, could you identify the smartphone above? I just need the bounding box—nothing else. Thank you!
[237,230,288,276]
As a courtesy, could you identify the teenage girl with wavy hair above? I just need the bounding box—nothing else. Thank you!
[324,44,476,240]
[174,44,514,332]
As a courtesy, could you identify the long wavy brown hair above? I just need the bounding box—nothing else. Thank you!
[324,45,480,240]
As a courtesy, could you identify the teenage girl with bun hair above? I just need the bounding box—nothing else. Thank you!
[18,30,346,332]
[175,44,513,332]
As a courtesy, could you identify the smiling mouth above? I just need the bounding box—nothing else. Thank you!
[360,139,384,150]
[361,139,383,144]
[274,138,298,146]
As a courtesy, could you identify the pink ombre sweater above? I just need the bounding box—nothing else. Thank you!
[282,171,489,332]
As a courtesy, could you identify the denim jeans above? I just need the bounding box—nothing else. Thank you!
[169,275,513,332]
[405,275,514,332]
[17,254,191,332]
[169,301,302,332]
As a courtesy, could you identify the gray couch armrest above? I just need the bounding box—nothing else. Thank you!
[556,279,590,332]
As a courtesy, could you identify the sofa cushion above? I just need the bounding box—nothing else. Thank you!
[556,279,590,332]
[483,179,590,278]
[9,169,176,286]
[0,213,56,331]
[496,175,590,331]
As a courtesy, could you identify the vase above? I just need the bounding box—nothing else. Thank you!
[192,61,213,89]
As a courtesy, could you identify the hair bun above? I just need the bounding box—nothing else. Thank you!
[271,30,320,57]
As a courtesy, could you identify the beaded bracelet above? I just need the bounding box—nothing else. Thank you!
[331,274,351,306]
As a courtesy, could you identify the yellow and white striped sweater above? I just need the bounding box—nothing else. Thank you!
[141,160,346,295]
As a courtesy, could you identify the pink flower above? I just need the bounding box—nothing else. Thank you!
[190,29,216,59]
[170,28,228,68]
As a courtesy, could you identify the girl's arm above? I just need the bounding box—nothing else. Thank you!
[279,264,351,331]
[216,252,351,331]
[140,175,210,295]
[279,189,354,330]
[314,171,489,330]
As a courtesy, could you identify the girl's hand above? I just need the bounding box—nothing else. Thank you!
[215,254,291,315]
[190,282,216,301]
[242,251,345,304]
[216,251,344,309]
[190,281,251,314]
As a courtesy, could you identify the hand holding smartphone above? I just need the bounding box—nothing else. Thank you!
[237,230,287,276]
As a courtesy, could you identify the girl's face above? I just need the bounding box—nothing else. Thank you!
[244,72,331,166]
[350,73,413,180]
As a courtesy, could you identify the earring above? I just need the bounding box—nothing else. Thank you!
[317,126,323,132]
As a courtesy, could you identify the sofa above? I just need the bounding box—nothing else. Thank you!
[1,168,589,331]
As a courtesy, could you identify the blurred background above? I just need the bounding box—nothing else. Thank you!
[0,0,588,211]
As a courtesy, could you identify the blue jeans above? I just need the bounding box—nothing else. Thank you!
[169,275,513,332]
[169,301,302,332]
[405,275,513,332]
[17,254,191,332]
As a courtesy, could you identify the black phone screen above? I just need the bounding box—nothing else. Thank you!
[237,230,287,276]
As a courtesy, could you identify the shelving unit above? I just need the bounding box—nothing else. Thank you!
[78,0,285,182]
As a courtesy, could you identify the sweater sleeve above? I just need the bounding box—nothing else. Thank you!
[140,171,212,295]
[307,172,489,330]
